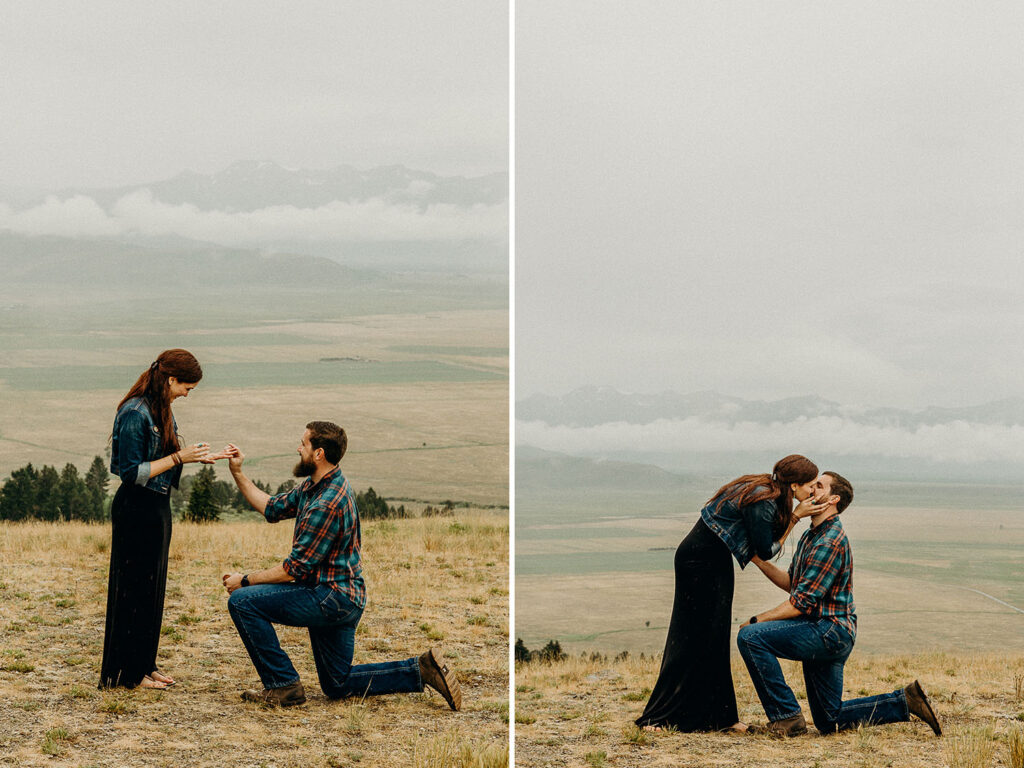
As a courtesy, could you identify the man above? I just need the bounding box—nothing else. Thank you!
[736,471,941,737]
[218,421,461,709]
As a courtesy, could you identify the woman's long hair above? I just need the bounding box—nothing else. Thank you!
[708,454,819,538]
[117,349,203,456]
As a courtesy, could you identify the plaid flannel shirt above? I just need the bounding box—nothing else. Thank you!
[264,466,365,608]
[788,516,856,637]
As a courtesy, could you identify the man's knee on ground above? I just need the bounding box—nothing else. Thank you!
[812,717,840,735]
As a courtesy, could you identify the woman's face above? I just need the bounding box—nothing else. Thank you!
[167,377,198,401]
[791,480,815,502]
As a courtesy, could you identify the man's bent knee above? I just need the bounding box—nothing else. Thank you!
[736,625,757,653]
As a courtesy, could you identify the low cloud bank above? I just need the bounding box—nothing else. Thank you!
[517,416,1024,465]
[0,189,506,244]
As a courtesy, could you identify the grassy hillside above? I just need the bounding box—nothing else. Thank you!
[514,653,1024,768]
[0,514,509,767]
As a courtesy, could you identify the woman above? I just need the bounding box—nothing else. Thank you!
[635,454,822,732]
[99,349,209,689]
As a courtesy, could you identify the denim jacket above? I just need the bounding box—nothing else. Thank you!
[110,397,181,495]
[700,485,782,568]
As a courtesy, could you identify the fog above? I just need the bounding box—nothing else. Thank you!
[516,1,1024,410]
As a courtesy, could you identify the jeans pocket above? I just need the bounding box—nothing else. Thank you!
[315,585,358,623]
[818,621,849,656]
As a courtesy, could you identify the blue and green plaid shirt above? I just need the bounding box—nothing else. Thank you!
[789,516,856,637]
[264,466,365,608]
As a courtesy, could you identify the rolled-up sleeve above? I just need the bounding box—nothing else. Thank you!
[741,499,781,560]
[115,409,149,486]
[264,487,302,523]
[282,502,339,582]
[790,538,842,614]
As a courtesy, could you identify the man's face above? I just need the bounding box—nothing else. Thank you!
[811,474,834,506]
[293,429,317,478]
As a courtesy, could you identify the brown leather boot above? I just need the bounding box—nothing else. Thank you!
[904,680,941,735]
[765,712,807,737]
[419,647,462,711]
[240,680,306,707]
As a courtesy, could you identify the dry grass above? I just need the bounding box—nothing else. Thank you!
[514,652,1024,767]
[0,514,509,767]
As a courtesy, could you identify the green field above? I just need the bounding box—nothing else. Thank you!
[515,474,1024,656]
[0,360,506,391]
[0,275,509,508]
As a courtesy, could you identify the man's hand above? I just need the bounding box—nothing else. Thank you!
[225,443,245,474]
[222,572,245,594]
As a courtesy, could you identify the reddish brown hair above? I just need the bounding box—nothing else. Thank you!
[709,454,819,538]
[117,349,202,455]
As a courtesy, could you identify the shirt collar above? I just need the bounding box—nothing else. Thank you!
[807,514,841,541]
[305,464,341,491]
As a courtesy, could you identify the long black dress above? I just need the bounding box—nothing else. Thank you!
[98,483,172,688]
[635,517,738,730]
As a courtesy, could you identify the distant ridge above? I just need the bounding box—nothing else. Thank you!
[517,386,1024,429]
[0,230,372,290]
[26,160,508,213]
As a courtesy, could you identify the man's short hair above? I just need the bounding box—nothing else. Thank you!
[306,421,347,464]
[823,471,853,513]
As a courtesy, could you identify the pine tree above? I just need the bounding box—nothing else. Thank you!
[514,638,532,663]
[36,465,61,521]
[58,463,90,521]
[84,455,110,521]
[184,465,220,523]
[0,463,39,521]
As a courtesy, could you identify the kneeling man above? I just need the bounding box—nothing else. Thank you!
[737,471,940,737]
[218,421,460,709]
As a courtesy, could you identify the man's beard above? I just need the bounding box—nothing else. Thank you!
[293,459,316,478]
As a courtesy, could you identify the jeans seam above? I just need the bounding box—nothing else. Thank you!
[741,627,801,721]
[230,591,297,689]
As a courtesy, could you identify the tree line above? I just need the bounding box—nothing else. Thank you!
[0,457,109,522]
[0,459,452,524]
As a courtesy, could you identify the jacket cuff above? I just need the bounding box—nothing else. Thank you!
[134,461,152,486]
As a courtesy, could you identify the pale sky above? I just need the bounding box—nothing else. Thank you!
[516,2,1024,409]
[0,1,508,189]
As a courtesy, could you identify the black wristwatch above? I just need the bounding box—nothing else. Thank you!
[749,615,758,625]
[241,574,251,588]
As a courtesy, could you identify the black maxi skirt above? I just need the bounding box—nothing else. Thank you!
[99,483,172,688]
[635,517,739,731]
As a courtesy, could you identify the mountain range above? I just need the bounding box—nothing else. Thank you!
[6,160,508,214]
[517,386,1024,429]
[0,161,508,271]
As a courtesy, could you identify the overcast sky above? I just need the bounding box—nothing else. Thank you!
[516,2,1024,409]
[0,2,508,189]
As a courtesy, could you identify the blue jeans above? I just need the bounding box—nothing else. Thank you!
[737,618,909,733]
[227,583,422,698]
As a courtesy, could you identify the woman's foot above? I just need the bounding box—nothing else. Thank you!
[140,675,169,689]
[726,722,749,733]
[641,724,663,732]
[150,670,175,686]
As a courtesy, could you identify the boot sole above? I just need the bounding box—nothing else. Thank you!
[910,680,941,736]
[426,647,462,711]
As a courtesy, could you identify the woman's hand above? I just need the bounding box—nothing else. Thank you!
[177,442,211,464]
[201,444,235,463]
[794,496,828,519]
